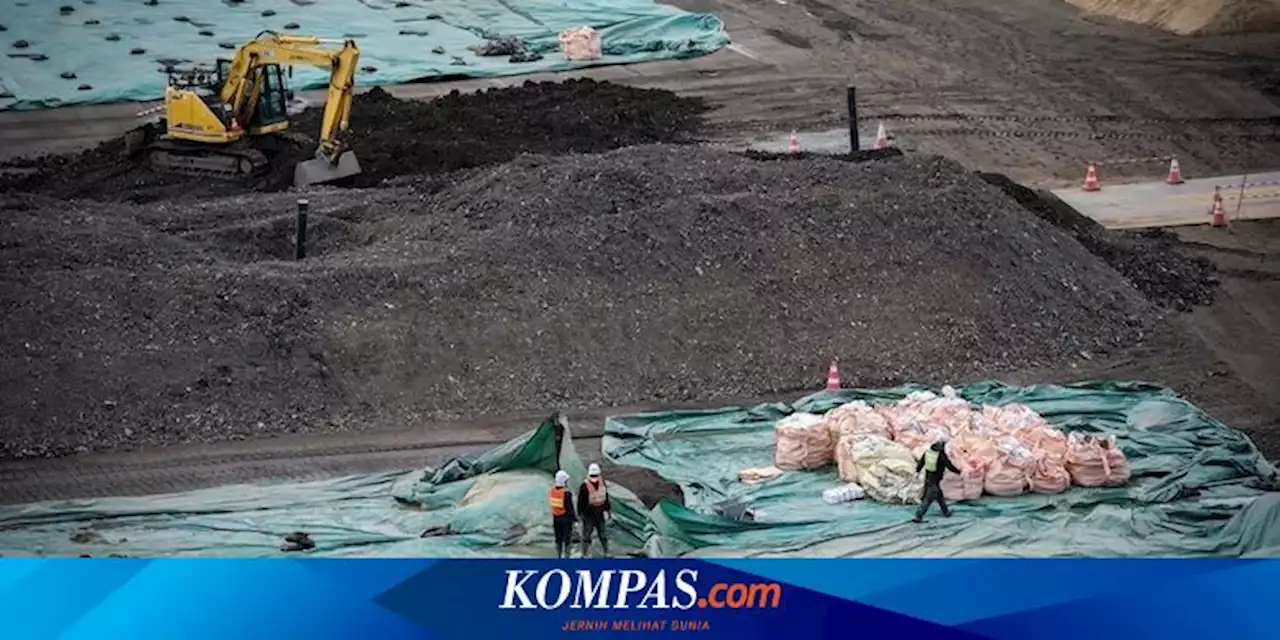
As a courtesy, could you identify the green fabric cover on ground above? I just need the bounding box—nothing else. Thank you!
[0,415,649,557]
[604,381,1280,558]
[0,0,728,111]
[0,382,1276,558]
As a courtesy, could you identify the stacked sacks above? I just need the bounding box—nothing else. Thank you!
[851,436,923,504]
[1017,425,1070,494]
[825,401,893,482]
[825,401,892,440]
[1066,433,1132,487]
[774,412,834,471]
[938,431,994,501]
[984,437,1032,496]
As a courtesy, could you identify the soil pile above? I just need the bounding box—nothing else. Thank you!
[979,173,1217,311]
[0,80,708,203]
[0,148,1156,459]
[1068,0,1280,35]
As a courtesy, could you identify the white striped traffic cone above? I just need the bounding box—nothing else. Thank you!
[788,132,800,155]
[874,123,890,149]
[826,360,840,391]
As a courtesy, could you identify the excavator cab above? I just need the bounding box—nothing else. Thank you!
[214,60,290,133]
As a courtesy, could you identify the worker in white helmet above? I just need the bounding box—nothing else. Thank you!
[549,469,577,558]
[576,463,612,557]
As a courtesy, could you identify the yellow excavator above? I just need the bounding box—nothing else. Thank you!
[141,32,362,187]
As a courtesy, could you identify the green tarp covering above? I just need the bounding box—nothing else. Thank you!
[606,382,1280,557]
[1,382,1277,558]
[0,0,728,111]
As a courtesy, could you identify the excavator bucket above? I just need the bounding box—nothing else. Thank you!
[294,150,362,187]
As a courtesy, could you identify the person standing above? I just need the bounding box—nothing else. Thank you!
[549,470,577,558]
[577,463,612,557]
[913,440,960,523]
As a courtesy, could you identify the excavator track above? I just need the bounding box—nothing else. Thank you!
[146,138,271,181]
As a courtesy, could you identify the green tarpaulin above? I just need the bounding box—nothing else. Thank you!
[0,0,728,111]
[0,382,1277,557]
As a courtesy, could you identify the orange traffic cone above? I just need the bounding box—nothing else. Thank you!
[826,360,840,391]
[874,123,890,149]
[1166,158,1184,185]
[1082,164,1101,192]
[788,132,800,155]
[1210,193,1226,228]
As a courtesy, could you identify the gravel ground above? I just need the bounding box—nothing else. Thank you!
[979,173,1219,311]
[0,147,1158,459]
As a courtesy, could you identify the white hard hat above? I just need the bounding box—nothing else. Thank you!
[588,463,601,476]
[554,470,570,487]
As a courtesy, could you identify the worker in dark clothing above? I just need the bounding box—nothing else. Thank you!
[913,440,961,523]
[549,470,577,558]
[577,463,612,558]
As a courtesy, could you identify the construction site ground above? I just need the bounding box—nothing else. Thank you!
[2,0,1280,508]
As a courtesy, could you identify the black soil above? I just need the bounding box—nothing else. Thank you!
[0,79,709,203]
[979,173,1219,311]
[0,148,1157,459]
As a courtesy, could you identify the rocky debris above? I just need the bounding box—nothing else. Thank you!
[281,531,315,552]
[70,528,104,544]
[0,80,708,203]
[979,173,1217,311]
[0,148,1155,459]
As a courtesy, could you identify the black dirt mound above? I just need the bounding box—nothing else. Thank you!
[0,79,709,203]
[314,80,709,187]
[0,148,1156,459]
[978,173,1218,311]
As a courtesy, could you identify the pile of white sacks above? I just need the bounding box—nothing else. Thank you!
[774,387,1131,505]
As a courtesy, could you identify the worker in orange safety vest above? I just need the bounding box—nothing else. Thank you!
[576,463,612,557]
[549,470,577,558]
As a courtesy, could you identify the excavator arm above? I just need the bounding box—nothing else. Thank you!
[220,33,360,163]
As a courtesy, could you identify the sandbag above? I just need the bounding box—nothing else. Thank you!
[887,412,949,452]
[1027,454,1071,494]
[774,412,834,470]
[1016,425,1069,464]
[558,26,602,61]
[852,436,923,504]
[1066,433,1132,487]
[835,435,860,483]
[984,437,1032,497]
[824,401,892,441]
[939,438,986,502]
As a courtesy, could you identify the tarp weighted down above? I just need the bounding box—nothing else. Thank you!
[0,0,728,111]
[1,382,1278,558]
[0,416,651,558]
[604,381,1280,558]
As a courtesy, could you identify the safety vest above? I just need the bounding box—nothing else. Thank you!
[548,487,568,516]
[586,480,608,507]
[923,450,939,473]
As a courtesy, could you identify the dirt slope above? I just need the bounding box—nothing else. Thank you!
[0,148,1158,459]
[1068,0,1280,35]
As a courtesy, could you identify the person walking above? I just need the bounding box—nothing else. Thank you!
[577,463,612,557]
[549,470,577,558]
[913,440,960,523]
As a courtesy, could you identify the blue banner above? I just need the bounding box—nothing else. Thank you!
[1,559,1270,639]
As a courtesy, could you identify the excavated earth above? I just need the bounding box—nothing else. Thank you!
[0,79,709,203]
[1,144,1166,459]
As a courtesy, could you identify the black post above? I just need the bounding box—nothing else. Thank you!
[847,86,859,152]
[295,199,308,260]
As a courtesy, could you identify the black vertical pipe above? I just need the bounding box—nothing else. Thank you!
[295,199,309,260]
[847,86,859,152]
